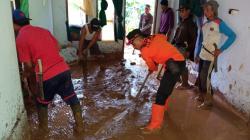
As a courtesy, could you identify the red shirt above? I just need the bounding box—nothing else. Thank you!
[141,34,184,71]
[16,25,69,81]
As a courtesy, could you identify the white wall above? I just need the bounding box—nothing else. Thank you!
[211,0,250,115]
[29,0,54,33]
[154,0,250,115]
[0,0,27,139]
[52,0,68,45]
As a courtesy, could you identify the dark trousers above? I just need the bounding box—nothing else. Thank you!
[155,60,186,105]
[198,59,213,93]
[197,59,214,103]
[36,70,79,107]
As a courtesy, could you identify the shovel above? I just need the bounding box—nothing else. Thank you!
[95,72,151,136]
[213,43,218,72]
[156,65,164,80]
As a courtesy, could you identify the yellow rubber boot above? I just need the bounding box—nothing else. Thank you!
[142,104,165,134]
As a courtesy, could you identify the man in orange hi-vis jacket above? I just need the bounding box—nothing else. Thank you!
[126,29,185,134]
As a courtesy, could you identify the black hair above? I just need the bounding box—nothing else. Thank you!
[90,18,101,31]
[160,0,168,6]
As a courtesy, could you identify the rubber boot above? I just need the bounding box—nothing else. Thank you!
[37,106,49,134]
[164,98,170,111]
[142,104,165,134]
[70,103,84,135]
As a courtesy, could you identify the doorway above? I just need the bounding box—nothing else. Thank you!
[124,0,156,63]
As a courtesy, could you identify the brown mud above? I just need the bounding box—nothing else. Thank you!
[23,48,250,140]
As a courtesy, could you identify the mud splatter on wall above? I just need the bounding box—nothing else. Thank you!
[212,0,250,115]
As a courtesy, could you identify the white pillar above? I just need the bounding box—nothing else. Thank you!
[0,0,27,139]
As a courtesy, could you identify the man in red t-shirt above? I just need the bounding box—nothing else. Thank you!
[13,9,83,135]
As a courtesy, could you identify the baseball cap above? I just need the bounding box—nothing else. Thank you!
[13,9,31,22]
[126,29,142,45]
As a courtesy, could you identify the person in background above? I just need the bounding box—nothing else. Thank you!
[159,0,174,38]
[126,29,185,134]
[172,4,197,89]
[13,9,84,135]
[195,0,236,109]
[78,18,102,60]
[139,4,153,36]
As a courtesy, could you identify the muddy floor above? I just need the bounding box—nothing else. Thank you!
[24,47,250,140]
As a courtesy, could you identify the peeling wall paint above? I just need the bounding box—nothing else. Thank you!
[211,0,250,115]
[0,0,27,139]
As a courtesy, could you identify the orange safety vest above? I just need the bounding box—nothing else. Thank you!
[140,34,184,71]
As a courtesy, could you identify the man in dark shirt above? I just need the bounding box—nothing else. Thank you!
[172,5,197,89]
[139,4,153,36]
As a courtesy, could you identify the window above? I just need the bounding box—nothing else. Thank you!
[98,0,115,41]
[67,0,86,27]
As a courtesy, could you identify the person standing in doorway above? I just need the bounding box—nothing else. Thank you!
[196,0,236,109]
[172,5,197,89]
[139,4,153,36]
[13,9,84,135]
[159,0,174,39]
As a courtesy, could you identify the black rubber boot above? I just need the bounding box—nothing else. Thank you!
[70,103,84,135]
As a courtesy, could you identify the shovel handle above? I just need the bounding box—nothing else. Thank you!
[136,72,151,98]
[37,59,44,100]
[156,65,164,80]
[213,43,218,72]
[38,59,43,74]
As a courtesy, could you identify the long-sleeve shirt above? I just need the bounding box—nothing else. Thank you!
[172,15,197,60]
[139,13,153,35]
[140,34,184,71]
[159,8,174,36]
[198,18,236,61]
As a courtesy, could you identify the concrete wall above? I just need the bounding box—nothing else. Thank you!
[0,0,27,139]
[29,0,54,33]
[51,0,68,45]
[154,0,250,115]
[211,0,250,115]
